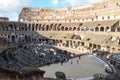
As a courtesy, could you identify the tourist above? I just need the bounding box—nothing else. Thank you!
[71,60,73,64]
[60,61,63,66]
[77,60,79,64]
[78,55,81,60]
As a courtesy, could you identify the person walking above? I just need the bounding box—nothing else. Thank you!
[78,55,81,60]
[71,60,73,64]
[77,59,79,64]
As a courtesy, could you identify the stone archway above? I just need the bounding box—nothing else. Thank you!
[73,27,76,31]
[25,35,28,42]
[69,27,72,31]
[100,27,104,31]
[97,45,101,50]
[46,25,49,31]
[5,26,9,31]
[89,43,92,47]
[81,42,84,46]
[11,35,15,42]
[42,24,45,31]
[8,24,13,31]
[50,24,53,30]
[77,27,80,31]
[32,26,35,31]
[117,27,120,32]
[93,44,97,49]
[53,26,56,31]
[112,47,115,53]
[95,27,99,31]
[61,26,64,31]
[65,27,68,31]
[35,24,38,31]
[57,27,60,31]
[105,27,110,32]
[28,26,31,31]
[54,24,57,31]
[66,40,69,47]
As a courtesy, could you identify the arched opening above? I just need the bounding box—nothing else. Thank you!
[46,25,49,31]
[50,24,53,30]
[55,40,58,43]
[16,27,19,31]
[6,27,9,31]
[61,26,64,31]
[28,26,31,31]
[69,41,72,47]
[95,27,99,31]
[11,35,15,42]
[112,47,115,53]
[9,24,13,31]
[2,26,5,31]
[100,27,104,31]
[28,23,31,27]
[39,24,42,30]
[25,27,27,31]
[73,27,76,31]
[69,27,72,31]
[97,45,101,50]
[28,24,31,31]
[42,25,45,31]
[14,25,17,31]
[89,43,92,47]
[32,26,34,31]
[25,35,28,42]
[54,24,57,31]
[93,44,96,48]
[65,27,68,31]
[60,40,62,43]
[36,24,38,30]
[102,16,104,20]
[105,27,110,32]
[57,27,60,31]
[81,42,84,46]
[86,27,89,31]
[53,26,56,31]
[65,40,69,47]
[96,16,98,20]
[77,27,80,31]
[108,16,110,19]
[117,27,120,32]
[78,41,80,46]
[21,27,24,31]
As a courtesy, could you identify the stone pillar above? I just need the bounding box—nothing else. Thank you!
[55,71,66,80]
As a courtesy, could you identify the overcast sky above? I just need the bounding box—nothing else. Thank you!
[0,0,106,21]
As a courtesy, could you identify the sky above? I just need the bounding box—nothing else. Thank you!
[0,0,106,21]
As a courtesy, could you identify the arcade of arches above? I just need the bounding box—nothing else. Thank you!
[0,20,120,54]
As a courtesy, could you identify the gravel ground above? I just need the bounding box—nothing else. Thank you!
[40,55,107,79]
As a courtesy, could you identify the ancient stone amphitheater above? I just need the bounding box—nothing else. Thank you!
[0,0,120,80]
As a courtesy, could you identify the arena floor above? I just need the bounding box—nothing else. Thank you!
[40,55,107,79]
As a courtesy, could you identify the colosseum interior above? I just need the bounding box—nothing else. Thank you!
[0,0,120,80]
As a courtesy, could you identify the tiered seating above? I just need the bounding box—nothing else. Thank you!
[82,34,110,45]
[40,32,73,39]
